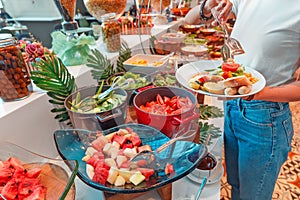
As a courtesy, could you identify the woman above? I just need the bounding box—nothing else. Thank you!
[185,0,300,199]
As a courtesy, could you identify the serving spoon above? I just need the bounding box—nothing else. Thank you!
[129,128,197,170]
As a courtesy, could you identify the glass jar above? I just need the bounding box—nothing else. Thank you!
[101,13,121,52]
[0,34,32,101]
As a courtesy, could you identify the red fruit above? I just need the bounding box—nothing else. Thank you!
[92,168,109,185]
[25,168,42,179]
[130,135,141,147]
[23,185,46,200]
[137,168,155,181]
[164,163,175,175]
[0,167,13,184]
[1,179,18,200]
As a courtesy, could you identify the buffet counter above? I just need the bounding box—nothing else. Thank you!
[0,19,224,200]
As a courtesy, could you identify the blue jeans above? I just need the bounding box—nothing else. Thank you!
[223,99,294,200]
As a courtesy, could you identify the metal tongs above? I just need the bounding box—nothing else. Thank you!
[211,8,245,62]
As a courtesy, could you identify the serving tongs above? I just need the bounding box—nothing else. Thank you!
[70,77,133,112]
[130,128,197,170]
[211,8,245,62]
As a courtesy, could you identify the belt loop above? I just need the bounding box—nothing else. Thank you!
[277,102,284,110]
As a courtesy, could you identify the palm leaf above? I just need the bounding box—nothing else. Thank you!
[30,54,77,124]
[116,42,131,72]
[86,49,113,81]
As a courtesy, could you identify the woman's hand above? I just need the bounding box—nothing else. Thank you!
[206,0,233,26]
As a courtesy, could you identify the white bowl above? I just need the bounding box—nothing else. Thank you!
[160,32,187,43]
[181,45,208,56]
[123,54,169,74]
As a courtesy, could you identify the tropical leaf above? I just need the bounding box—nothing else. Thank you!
[86,48,114,81]
[116,42,131,72]
[198,121,222,145]
[30,53,77,124]
[198,104,224,120]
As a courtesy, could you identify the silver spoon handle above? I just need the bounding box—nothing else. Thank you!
[156,129,196,153]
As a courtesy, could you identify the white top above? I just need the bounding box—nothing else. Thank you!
[230,0,300,86]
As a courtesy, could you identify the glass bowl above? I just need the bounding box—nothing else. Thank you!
[0,141,78,200]
[83,0,127,21]
[53,123,207,193]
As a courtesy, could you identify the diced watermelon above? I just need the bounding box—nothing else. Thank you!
[119,160,131,168]
[164,163,175,175]
[26,168,42,178]
[1,179,18,200]
[137,168,155,181]
[23,185,46,200]
[136,160,147,167]
[6,157,25,171]
[0,167,13,184]
[18,177,40,196]
[93,168,109,185]
[130,135,141,147]
[91,136,109,152]
[122,143,133,149]
[113,135,128,147]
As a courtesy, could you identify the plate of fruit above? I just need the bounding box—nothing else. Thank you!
[175,59,266,98]
[53,124,207,193]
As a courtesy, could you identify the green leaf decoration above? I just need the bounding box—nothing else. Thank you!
[198,104,224,120]
[30,54,77,125]
[116,42,131,72]
[51,31,96,66]
[197,105,224,145]
[198,121,222,145]
[86,48,114,81]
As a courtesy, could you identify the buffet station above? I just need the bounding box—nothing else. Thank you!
[0,0,266,199]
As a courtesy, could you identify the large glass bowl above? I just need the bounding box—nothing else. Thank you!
[0,141,78,200]
[83,0,127,21]
[53,123,207,193]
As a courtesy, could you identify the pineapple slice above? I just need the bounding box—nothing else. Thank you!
[130,171,145,186]
[114,175,126,186]
[105,158,117,168]
[116,155,127,167]
[107,167,119,185]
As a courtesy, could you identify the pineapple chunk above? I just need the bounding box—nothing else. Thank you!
[123,148,136,158]
[105,132,117,141]
[105,158,117,168]
[110,146,120,160]
[107,167,119,185]
[85,146,97,156]
[111,141,121,149]
[86,164,95,179]
[117,128,129,135]
[82,154,91,162]
[116,155,127,167]
[114,175,126,186]
[130,171,145,186]
[119,168,136,183]
[103,143,112,155]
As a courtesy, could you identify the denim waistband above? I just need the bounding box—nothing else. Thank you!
[225,99,289,110]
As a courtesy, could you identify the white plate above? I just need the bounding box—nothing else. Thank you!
[175,60,266,98]
[123,54,169,74]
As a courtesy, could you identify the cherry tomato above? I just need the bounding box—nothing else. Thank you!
[221,63,240,72]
